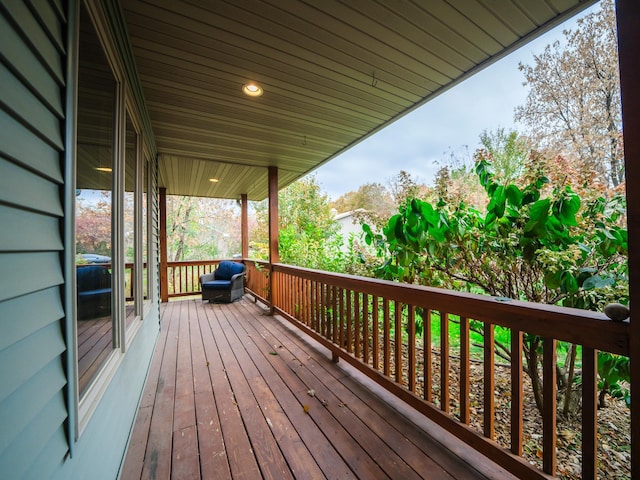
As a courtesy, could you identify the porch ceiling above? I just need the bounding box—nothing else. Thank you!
[121,0,596,201]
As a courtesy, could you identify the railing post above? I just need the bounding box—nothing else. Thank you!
[241,193,249,259]
[159,187,168,302]
[616,1,640,477]
[269,263,275,315]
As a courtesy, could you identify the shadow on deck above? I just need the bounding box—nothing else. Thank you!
[122,296,518,479]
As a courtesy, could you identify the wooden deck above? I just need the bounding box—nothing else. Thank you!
[121,296,518,480]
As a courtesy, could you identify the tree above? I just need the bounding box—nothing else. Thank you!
[166,196,241,261]
[254,176,345,271]
[331,182,392,213]
[76,191,112,256]
[515,0,623,187]
[479,128,529,185]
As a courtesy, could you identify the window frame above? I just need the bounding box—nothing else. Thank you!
[73,0,153,436]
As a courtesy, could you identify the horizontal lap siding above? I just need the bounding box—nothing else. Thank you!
[0,1,68,479]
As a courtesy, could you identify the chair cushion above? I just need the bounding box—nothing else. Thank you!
[77,265,111,292]
[214,261,244,280]
[78,288,112,298]
[202,280,231,290]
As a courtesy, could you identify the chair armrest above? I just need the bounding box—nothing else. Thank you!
[200,272,216,285]
[229,272,246,286]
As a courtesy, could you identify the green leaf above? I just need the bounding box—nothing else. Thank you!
[582,274,615,290]
[505,184,523,207]
[395,215,405,242]
[554,192,580,226]
[529,198,551,222]
[535,176,550,189]
[524,198,550,236]
[560,271,578,294]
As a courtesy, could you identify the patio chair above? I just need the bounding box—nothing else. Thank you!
[77,265,112,319]
[199,261,246,303]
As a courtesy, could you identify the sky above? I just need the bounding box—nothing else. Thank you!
[311,6,596,201]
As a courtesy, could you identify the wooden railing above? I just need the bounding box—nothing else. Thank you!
[242,262,631,480]
[244,259,270,305]
[164,258,632,478]
[166,260,220,298]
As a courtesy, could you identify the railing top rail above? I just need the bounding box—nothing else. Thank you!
[167,259,222,266]
[271,263,629,355]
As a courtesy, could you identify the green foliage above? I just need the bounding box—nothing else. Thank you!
[598,352,631,407]
[255,176,347,271]
[366,146,628,412]
[366,153,628,310]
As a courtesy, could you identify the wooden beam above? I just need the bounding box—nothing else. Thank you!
[268,167,279,264]
[241,193,249,259]
[616,1,640,477]
[268,167,278,314]
[159,187,168,302]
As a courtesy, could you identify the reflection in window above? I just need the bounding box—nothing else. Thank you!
[142,155,149,302]
[75,3,116,396]
[125,113,137,325]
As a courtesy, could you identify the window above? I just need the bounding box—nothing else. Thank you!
[124,112,137,326]
[75,3,150,404]
[75,3,117,397]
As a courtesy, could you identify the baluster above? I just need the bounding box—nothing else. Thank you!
[320,283,327,337]
[339,288,345,348]
[362,293,369,364]
[383,298,391,377]
[582,346,598,480]
[511,329,523,455]
[346,290,353,353]
[395,301,403,384]
[330,285,337,340]
[459,316,470,424]
[543,337,557,476]
[354,292,361,358]
[424,308,432,403]
[372,296,379,370]
[484,323,495,439]
[440,312,450,412]
[407,305,416,392]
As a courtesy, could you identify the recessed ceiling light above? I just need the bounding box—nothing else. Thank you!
[209,178,219,183]
[242,83,263,97]
[95,167,112,172]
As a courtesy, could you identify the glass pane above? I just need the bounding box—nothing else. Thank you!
[142,156,149,302]
[125,113,137,325]
[75,3,116,396]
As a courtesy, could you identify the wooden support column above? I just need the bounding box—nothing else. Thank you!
[617,1,640,477]
[241,193,249,259]
[159,187,168,302]
[268,166,279,314]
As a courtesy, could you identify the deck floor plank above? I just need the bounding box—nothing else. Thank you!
[229,301,443,480]
[121,303,172,479]
[215,303,332,480]
[123,297,515,480]
[198,302,262,480]
[140,300,180,480]
[171,301,200,479]
[191,299,232,480]
[223,303,358,480]
[241,301,464,480]
[224,300,392,479]
[205,305,295,480]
